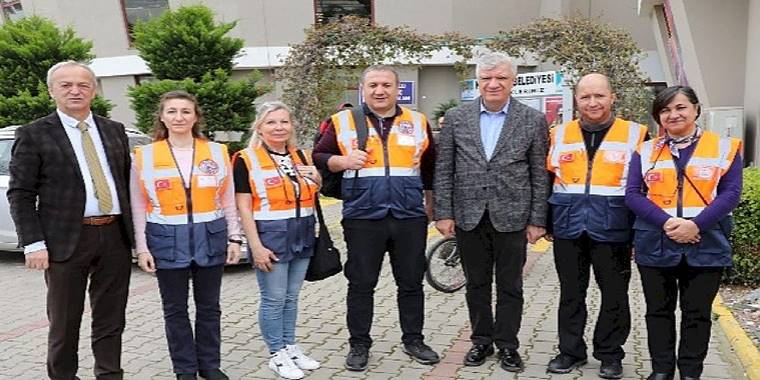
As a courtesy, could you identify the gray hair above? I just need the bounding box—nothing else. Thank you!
[249,101,297,149]
[361,65,400,86]
[475,52,516,77]
[46,60,97,89]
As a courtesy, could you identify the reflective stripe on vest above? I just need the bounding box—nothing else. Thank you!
[638,130,741,217]
[237,146,317,221]
[136,139,229,225]
[548,118,646,196]
[333,107,429,179]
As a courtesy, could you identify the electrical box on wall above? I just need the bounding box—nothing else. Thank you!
[703,107,744,140]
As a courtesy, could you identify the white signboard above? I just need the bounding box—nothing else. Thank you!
[512,71,564,98]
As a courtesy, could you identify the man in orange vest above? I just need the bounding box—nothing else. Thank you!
[546,73,648,379]
[312,65,439,371]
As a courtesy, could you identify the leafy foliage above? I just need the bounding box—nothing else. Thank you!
[278,16,474,144]
[486,17,652,123]
[128,5,269,149]
[724,168,760,286]
[129,69,267,136]
[431,99,459,131]
[0,16,111,125]
[433,99,460,119]
[131,5,243,81]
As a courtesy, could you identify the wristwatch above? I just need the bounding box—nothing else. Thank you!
[228,238,243,245]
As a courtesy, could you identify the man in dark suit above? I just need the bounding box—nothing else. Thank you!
[8,61,133,380]
[434,52,550,373]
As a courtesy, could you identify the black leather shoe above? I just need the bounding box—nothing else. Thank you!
[647,373,674,380]
[402,341,440,365]
[345,345,370,371]
[599,360,623,379]
[680,377,700,380]
[176,374,197,380]
[463,344,494,366]
[546,353,587,374]
[499,349,524,372]
[199,369,228,380]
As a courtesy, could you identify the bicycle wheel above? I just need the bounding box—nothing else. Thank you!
[425,237,466,293]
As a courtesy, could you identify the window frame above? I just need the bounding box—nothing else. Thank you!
[119,0,170,45]
[313,0,375,25]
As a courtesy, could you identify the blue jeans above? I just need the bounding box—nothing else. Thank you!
[256,257,310,353]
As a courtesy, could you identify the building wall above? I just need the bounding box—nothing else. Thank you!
[744,0,760,164]
[173,0,312,46]
[682,0,748,108]
[418,67,461,121]
[99,75,137,126]
[21,0,132,57]
[569,0,657,51]
[14,0,663,132]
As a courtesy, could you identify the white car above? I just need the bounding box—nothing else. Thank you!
[0,125,152,252]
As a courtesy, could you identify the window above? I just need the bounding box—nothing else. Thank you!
[120,0,169,39]
[314,0,373,25]
[1,0,24,22]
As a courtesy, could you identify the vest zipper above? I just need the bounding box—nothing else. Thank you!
[168,140,196,258]
[379,116,390,177]
[676,172,684,218]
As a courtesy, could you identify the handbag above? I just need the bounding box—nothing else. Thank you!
[295,149,343,281]
[304,197,342,281]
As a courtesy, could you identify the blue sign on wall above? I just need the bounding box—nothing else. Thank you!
[397,81,414,104]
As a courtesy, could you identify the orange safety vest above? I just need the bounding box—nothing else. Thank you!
[135,139,230,225]
[637,130,742,217]
[235,145,318,220]
[332,107,429,179]
[548,118,647,196]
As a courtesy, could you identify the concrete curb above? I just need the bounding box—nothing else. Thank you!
[713,294,760,380]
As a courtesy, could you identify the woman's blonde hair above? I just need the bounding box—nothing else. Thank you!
[249,101,297,149]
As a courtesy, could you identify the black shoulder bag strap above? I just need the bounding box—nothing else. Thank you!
[348,108,369,200]
[295,149,330,239]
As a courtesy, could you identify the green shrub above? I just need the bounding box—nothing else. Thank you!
[724,167,760,286]
[0,16,112,124]
[127,5,269,152]
[128,69,267,146]
[131,5,242,81]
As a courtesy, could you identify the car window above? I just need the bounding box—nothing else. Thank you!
[0,139,13,175]
[128,135,152,150]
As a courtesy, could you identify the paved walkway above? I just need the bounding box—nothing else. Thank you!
[0,201,747,379]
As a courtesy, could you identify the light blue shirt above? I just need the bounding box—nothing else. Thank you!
[480,99,510,160]
[24,110,122,254]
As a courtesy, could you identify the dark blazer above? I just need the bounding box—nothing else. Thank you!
[7,112,134,261]
[434,97,550,232]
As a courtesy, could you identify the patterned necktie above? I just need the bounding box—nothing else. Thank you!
[77,121,113,214]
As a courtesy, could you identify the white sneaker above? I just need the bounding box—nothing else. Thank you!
[286,344,321,370]
[269,349,304,379]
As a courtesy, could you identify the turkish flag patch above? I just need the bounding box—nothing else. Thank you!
[264,176,282,187]
[645,172,663,183]
[155,179,171,190]
[559,153,575,162]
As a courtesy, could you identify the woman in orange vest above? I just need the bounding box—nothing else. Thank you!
[234,101,321,380]
[131,90,242,380]
[625,86,743,380]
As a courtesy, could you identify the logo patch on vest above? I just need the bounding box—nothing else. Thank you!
[155,179,171,190]
[603,150,626,164]
[695,166,716,180]
[264,176,282,188]
[397,121,414,136]
[559,153,575,162]
[198,159,219,175]
[645,172,663,183]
